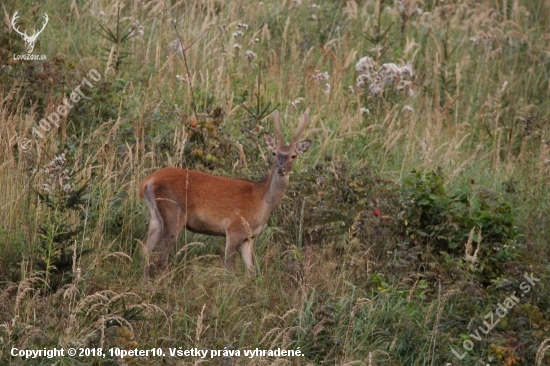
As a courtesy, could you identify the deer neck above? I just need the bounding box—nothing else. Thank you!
[260,166,290,214]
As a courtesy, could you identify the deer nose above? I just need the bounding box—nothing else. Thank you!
[277,165,287,175]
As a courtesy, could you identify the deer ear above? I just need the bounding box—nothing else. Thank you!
[263,133,277,152]
[296,140,311,154]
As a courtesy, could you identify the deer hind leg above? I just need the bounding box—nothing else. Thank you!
[153,196,185,271]
[143,183,185,273]
[142,184,164,273]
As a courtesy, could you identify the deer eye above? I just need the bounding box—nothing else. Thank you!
[272,152,276,156]
[291,155,297,159]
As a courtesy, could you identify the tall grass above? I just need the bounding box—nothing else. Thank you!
[1,0,550,364]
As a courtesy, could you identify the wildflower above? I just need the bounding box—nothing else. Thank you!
[129,22,145,40]
[245,50,257,60]
[356,73,371,88]
[42,153,73,193]
[176,75,189,83]
[401,62,413,78]
[379,63,401,84]
[355,56,414,96]
[360,108,370,115]
[312,70,329,82]
[355,56,375,73]
[169,39,184,54]
[402,105,414,112]
[324,83,331,94]
[396,79,412,92]
[290,98,304,108]
[233,43,242,50]
[369,83,383,96]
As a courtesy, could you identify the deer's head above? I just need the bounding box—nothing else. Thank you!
[264,111,311,177]
[11,11,49,54]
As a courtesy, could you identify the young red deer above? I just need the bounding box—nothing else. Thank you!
[139,111,311,274]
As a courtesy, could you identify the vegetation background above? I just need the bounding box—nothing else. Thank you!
[1,0,549,364]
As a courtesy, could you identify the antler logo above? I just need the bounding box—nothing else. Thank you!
[11,11,49,54]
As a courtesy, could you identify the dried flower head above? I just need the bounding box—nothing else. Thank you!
[245,50,257,61]
[355,56,414,96]
[176,75,189,83]
[360,108,370,115]
[312,70,330,83]
[355,56,375,73]
[169,39,184,54]
[42,153,73,194]
[237,23,249,31]
[129,22,145,40]
[290,97,304,108]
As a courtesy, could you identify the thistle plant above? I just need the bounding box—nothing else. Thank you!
[35,153,90,291]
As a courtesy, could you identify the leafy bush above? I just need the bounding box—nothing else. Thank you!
[401,168,520,283]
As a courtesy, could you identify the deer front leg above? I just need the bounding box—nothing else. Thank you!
[240,239,255,276]
[224,235,241,270]
[224,222,250,270]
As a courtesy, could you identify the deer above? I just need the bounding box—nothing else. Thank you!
[139,110,311,275]
[11,11,49,54]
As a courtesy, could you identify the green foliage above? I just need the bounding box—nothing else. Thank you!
[402,168,519,282]
[34,153,91,291]
[290,292,341,364]
[95,6,138,73]
[2,0,550,365]
[183,107,239,171]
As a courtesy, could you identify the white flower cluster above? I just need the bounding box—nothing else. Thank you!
[245,50,257,61]
[42,153,73,194]
[395,0,423,17]
[89,0,107,23]
[290,97,304,108]
[355,56,414,96]
[312,70,330,82]
[176,74,189,83]
[469,32,497,52]
[233,23,257,59]
[232,23,249,38]
[129,21,145,41]
[312,70,331,94]
[169,39,184,54]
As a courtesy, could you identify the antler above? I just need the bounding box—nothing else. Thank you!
[292,109,309,143]
[11,11,27,38]
[33,13,49,38]
[273,110,283,145]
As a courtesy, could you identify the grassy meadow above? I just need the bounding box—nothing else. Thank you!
[1,0,550,364]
